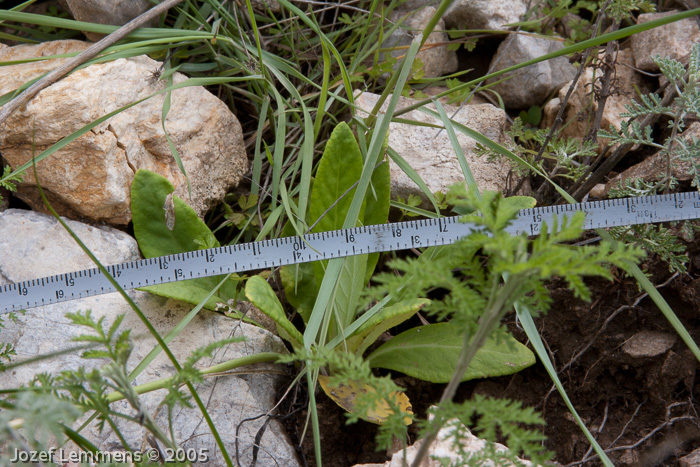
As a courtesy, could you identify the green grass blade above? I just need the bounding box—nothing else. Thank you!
[385,147,441,213]
[251,96,270,197]
[304,33,424,348]
[433,99,478,191]
[516,304,613,466]
[161,73,192,198]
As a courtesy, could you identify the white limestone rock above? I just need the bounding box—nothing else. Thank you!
[442,0,527,31]
[486,34,576,109]
[631,11,700,72]
[64,0,160,41]
[354,91,511,203]
[381,7,458,78]
[0,40,248,225]
[352,414,532,466]
[0,209,299,467]
[623,331,676,359]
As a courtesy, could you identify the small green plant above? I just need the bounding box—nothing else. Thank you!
[0,307,264,466]
[0,311,20,370]
[0,165,22,204]
[0,310,176,466]
[245,123,534,423]
[478,117,598,183]
[0,166,24,369]
[599,42,700,273]
[516,0,654,42]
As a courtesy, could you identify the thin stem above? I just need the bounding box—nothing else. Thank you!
[105,352,283,403]
[0,0,186,128]
[410,274,526,467]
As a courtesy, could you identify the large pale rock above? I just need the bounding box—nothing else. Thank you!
[0,209,299,467]
[541,48,651,154]
[631,11,700,72]
[354,91,511,202]
[65,0,158,41]
[0,40,248,225]
[486,34,576,109]
[382,7,458,78]
[442,0,527,31]
[353,416,532,466]
[0,209,139,285]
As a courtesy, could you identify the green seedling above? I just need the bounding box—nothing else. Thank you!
[244,122,535,423]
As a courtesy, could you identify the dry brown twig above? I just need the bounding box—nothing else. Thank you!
[0,0,185,130]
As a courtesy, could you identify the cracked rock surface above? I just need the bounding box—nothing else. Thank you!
[0,40,248,225]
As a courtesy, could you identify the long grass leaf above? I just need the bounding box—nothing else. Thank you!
[433,99,478,191]
[516,305,614,467]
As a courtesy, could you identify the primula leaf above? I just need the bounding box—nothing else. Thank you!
[305,122,373,334]
[280,262,317,324]
[367,323,535,383]
[318,375,413,425]
[363,158,391,284]
[131,169,237,309]
[245,275,303,348]
[308,121,365,235]
[343,298,429,356]
[333,253,368,334]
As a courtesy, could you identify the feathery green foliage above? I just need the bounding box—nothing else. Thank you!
[368,186,643,465]
[600,43,700,273]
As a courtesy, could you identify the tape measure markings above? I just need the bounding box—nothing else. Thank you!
[2,191,700,314]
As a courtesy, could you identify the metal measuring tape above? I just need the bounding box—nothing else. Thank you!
[2,191,700,314]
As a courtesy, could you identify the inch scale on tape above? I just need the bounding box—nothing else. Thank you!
[2,191,700,314]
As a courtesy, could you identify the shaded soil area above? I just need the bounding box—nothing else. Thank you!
[281,233,700,467]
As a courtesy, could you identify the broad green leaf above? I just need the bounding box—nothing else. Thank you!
[139,281,233,313]
[308,121,365,234]
[363,158,391,284]
[495,194,537,231]
[280,262,317,324]
[503,195,537,211]
[280,220,318,324]
[308,122,366,287]
[245,275,303,348]
[344,299,429,356]
[367,323,535,383]
[131,169,237,309]
[318,375,412,425]
[332,253,368,336]
[132,169,213,256]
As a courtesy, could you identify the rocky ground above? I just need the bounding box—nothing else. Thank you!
[1,1,700,466]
